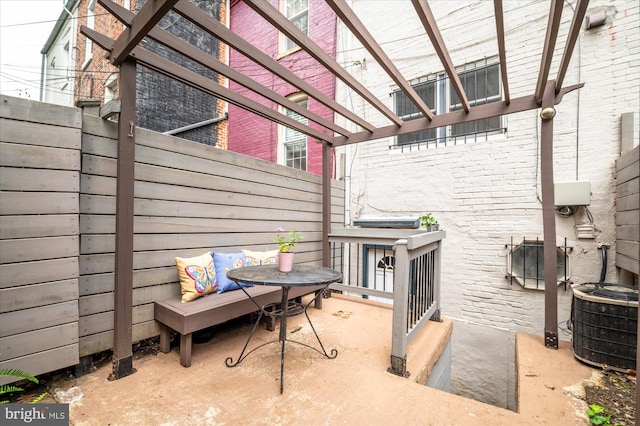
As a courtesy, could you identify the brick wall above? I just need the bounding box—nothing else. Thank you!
[334,0,640,336]
[228,0,337,175]
[75,0,228,147]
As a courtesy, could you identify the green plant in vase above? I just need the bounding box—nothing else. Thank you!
[275,228,304,272]
[419,213,439,231]
[275,228,303,253]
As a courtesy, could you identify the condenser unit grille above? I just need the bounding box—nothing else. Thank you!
[572,283,638,371]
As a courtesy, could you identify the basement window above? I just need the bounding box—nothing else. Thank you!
[506,238,571,290]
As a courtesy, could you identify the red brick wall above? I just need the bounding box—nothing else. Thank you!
[228,0,337,176]
[74,0,122,104]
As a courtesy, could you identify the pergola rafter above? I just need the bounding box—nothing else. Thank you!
[535,0,565,103]
[326,0,435,121]
[85,26,334,142]
[493,0,511,104]
[242,0,403,127]
[556,0,590,92]
[110,0,179,65]
[172,0,377,132]
[101,0,351,138]
[411,0,471,113]
[82,0,591,379]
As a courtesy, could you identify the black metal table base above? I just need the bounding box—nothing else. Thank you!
[225,285,337,394]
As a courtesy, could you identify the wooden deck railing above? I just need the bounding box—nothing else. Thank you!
[328,228,445,377]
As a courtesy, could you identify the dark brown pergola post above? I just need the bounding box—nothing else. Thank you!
[540,80,558,349]
[110,57,137,379]
[318,140,332,308]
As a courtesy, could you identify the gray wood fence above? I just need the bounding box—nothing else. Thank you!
[0,96,344,381]
[0,97,82,380]
[616,145,639,279]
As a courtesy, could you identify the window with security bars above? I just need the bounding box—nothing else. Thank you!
[282,99,308,171]
[506,237,572,290]
[395,77,438,146]
[450,63,502,137]
[280,0,308,53]
[393,60,505,149]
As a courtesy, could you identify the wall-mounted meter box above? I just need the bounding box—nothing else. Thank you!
[554,181,591,206]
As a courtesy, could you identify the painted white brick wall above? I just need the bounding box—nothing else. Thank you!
[335,0,639,338]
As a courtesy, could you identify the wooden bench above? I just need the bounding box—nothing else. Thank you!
[155,284,324,367]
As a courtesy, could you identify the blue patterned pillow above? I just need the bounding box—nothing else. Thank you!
[212,251,252,293]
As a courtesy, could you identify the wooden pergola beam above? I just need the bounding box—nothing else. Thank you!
[534,0,564,103]
[172,0,375,133]
[241,0,403,127]
[493,0,511,104]
[333,84,582,146]
[556,0,590,92]
[100,0,350,137]
[325,0,434,121]
[82,26,333,143]
[109,0,178,65]
[411,0,471,113]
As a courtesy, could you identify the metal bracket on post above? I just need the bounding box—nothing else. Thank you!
[387,354,410,378]
[430,308,442,323]
[108,356,136,381]
[544,331,558,349]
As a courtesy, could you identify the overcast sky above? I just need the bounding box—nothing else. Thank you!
[0,0,65,100]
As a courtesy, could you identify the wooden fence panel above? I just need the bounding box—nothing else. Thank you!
[0,98,344,379]
[77,116,345,360]
[0,96,80,382]
[616,145,639,276]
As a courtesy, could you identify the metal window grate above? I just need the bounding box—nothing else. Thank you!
[392,59,505,151]
[506,237,572,290]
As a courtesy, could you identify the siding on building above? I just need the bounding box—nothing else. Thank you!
[227,0,337,176]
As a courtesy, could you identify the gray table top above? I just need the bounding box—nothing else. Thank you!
[226,264,342,287]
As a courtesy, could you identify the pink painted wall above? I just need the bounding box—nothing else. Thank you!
[228,0,337,176]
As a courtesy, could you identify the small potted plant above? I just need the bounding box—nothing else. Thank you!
[275,227,304,272]
[419,213,439,232]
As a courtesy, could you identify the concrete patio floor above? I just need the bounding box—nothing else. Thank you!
[50,294,595,425]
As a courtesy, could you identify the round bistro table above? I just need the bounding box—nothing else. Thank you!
[225,264,342,393]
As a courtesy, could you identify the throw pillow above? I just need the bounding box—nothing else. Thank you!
[243,249,279,266]
[212,251,251,293]
[175,252,217,303]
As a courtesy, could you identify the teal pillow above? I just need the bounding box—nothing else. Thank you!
[212,251,252,293]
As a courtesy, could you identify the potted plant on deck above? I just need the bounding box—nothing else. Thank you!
[419,213,439,232]
[275,228,304,272]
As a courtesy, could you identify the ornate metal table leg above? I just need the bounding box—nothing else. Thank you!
[303,286,338,359]
[279,286,290,394]
[225,308,265,367]
[225,284,267,367]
